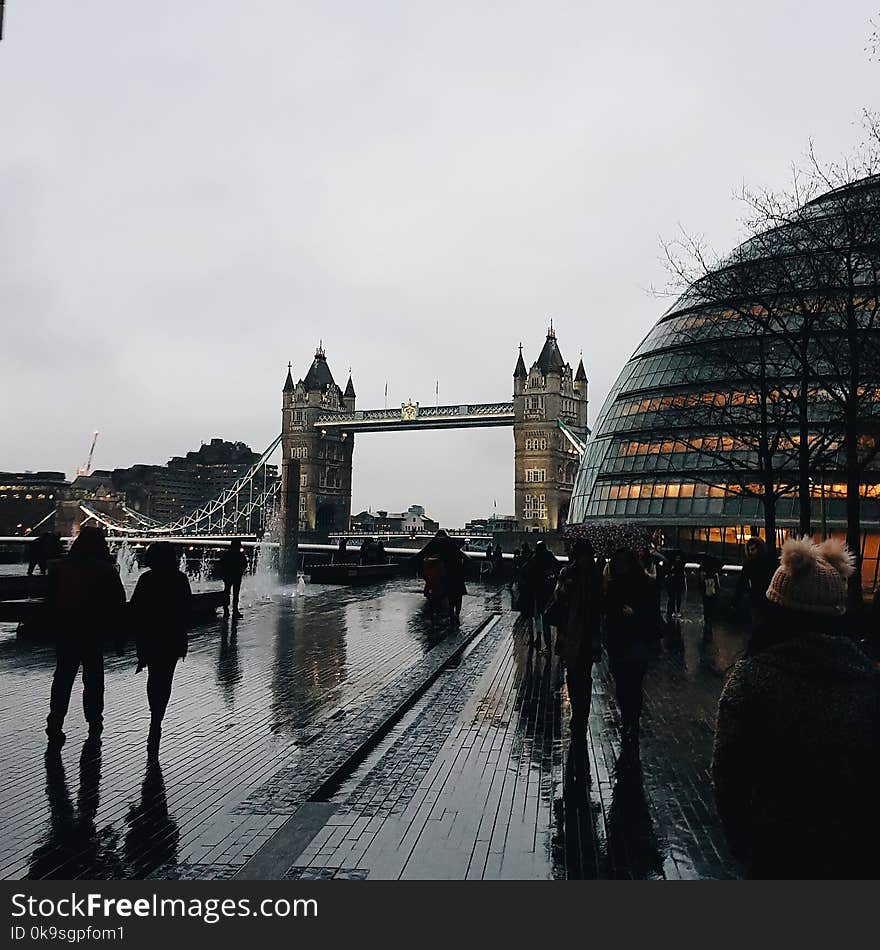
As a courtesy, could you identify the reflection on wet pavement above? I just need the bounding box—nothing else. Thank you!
[1,578,482,879]
[284,592,744,880]
[2,579,745,880]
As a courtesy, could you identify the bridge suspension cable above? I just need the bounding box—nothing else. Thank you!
[79,434,283,538]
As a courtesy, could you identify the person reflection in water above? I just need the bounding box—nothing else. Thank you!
[29,740,121,879]
[559,739,601,879]
[216,538,247,619]
[45,526,126,750]
[130,542,191,754]
[607,750,664,879]
[124,759,179,878]
[217,616,242,705]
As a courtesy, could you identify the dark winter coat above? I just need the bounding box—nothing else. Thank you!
[712,631,880,878]
[415,536,467,598]
[735,554,776,609]
[521,546,560,616]
[554,559,603,671]
[130,568,192,668]
[47,553,126,647]
[216,549,247,584]
[603,571,658,665]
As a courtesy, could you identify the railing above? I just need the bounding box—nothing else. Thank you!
[315,402,514,426]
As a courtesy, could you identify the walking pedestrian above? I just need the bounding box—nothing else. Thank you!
[492,542,504,579]
[216,539,247,619]
[523,541,560,651]
[553,539,603,736]
[665,551,686,622]
[699,554,722,637]
[733,537,776,626]
[45,526,126,749]
[130,542,192,753]
[414,530,468,622]
[712,537,880,878]
[604,547,658,747]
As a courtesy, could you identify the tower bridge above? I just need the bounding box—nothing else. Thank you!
[283,325,589,532]
[64,326,589,545]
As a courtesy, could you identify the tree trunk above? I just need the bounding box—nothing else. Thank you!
[763,488,778,559]
[844,421,863,606]
[798,337,812,537]
[844,278,863,607]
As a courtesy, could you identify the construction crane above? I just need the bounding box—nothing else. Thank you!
[77,431,99,477]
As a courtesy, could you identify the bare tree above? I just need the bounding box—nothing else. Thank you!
[661,232,837,557]
[662,125,880,598]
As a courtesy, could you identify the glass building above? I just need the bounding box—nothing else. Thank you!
[569,175,880,588]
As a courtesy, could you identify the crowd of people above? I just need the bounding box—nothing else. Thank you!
[42,526,247,756]
[509,531,880,879]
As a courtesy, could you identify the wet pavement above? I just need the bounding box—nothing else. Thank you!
[0,575,747,880]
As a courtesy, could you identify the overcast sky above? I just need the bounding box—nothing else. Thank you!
[2,1,878,525]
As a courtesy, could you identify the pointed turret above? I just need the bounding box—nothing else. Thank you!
[303,341,335,392]
[283,362,295,393]
[575,355,587,383]
[513,344,527,379]
[343,370,356,411]
[535,322,565,375]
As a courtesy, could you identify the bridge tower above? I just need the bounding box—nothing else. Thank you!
[281,344,355,532]
[513,324,588,531]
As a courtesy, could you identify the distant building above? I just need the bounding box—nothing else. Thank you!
[350,505,440,535]
[0,471,68,535]
[1,439,277,536]
[463,514,518,534]
[111,438,278,523]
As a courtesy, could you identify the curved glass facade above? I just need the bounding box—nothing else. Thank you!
[570,176,880,585]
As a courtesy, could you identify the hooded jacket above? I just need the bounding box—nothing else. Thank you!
[712,631,880,878]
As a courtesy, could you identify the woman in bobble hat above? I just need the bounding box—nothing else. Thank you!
[711,537,880,879]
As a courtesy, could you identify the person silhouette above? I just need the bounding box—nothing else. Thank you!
[28,532,64,577]
[45,526,126,749]
[216,539,247,619]
[130,542,191,753]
